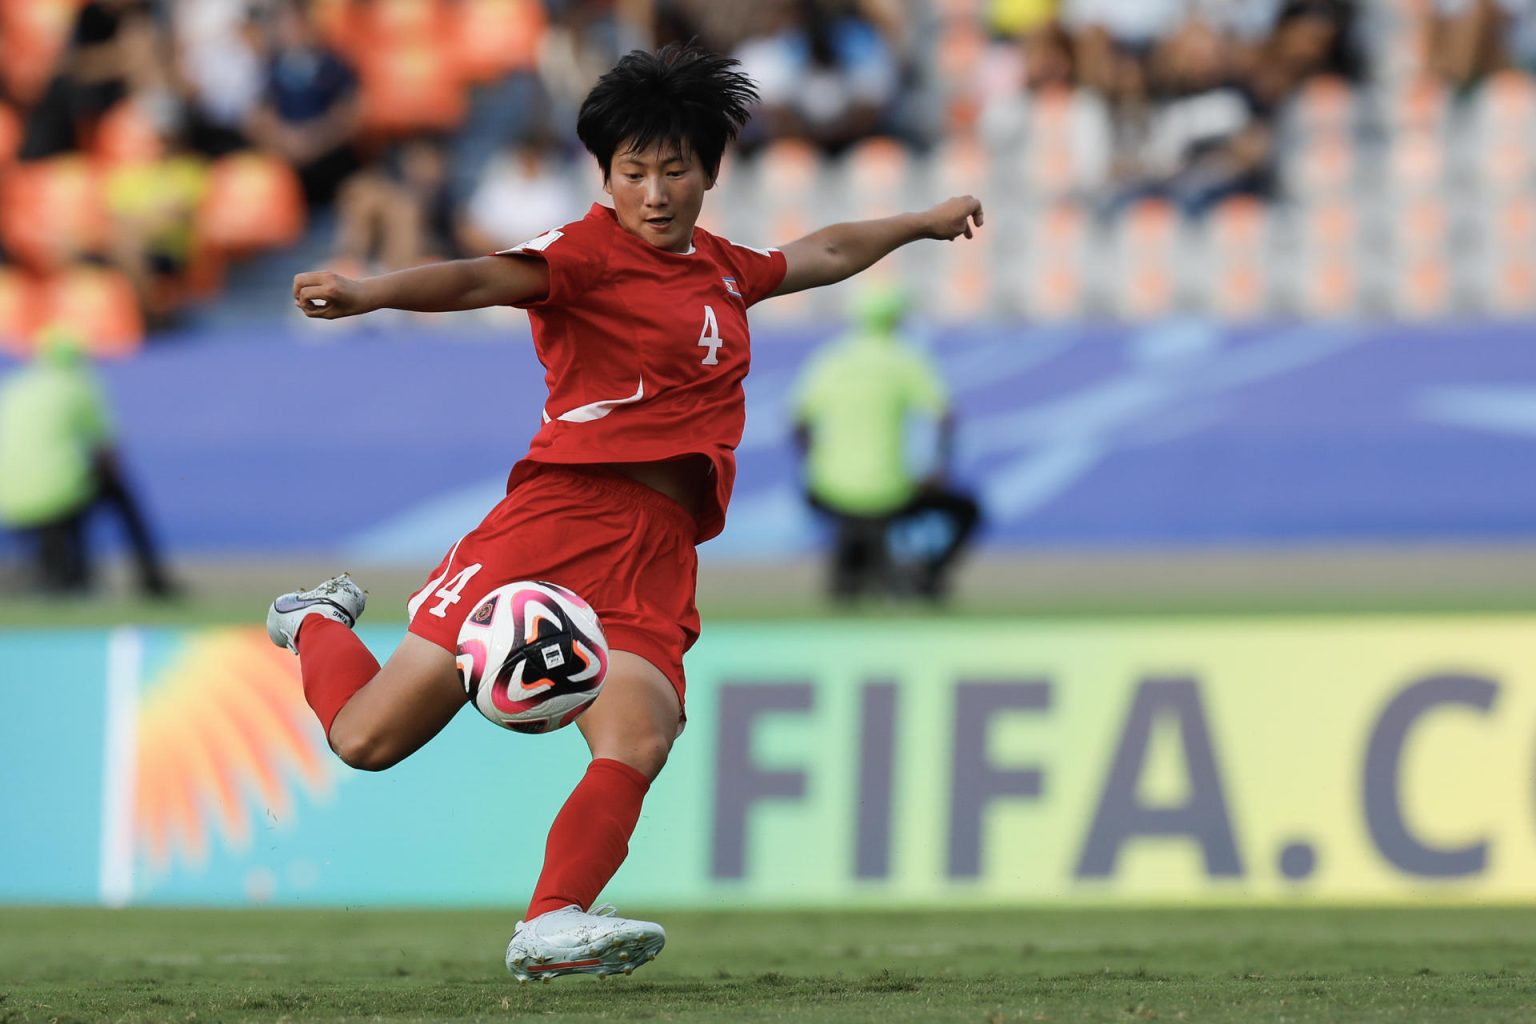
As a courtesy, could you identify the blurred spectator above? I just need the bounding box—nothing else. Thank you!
[20,0,163,159]
[734,0,904,154]
[1429,0,1536,87]
[0,328,176,598]
[791,286,980,603]
[456,137,584,256]
[104,97,209,324]
[1102,18,1274,216]
[172,0,265,156]
[333,136,456,273]
[245,0,359,206]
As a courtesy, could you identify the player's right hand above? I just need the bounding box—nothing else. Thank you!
[293,271,372,319]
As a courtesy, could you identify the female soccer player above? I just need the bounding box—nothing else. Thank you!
[267,44,982,981]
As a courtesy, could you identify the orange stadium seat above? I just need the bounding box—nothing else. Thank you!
[1023,202,1087,319]
[1202,197,1269,320]
[1299,256,1358,318]
[0,157,108,270]
[358,40,468,137]
[1389,77,1448,136]
[1398,196,1448,253]
[196,152,306,254]
[839,137,909,218]
[754,138,821,207]
[1287,75,1355,137]
[1287,133,1355,199]
[0,103,20,168]
[1114,200,1180,320]
[360,0,450,41]
[309,0,362,59]
[1394,254,1451,319]
[1476,70,1536,133]
[0,266,41,356]
[936,19,987,131]
[929,136,990,197]
[37,265,144,356]
[453,0,546,82]
[92,99,165,166]
[933,233,991,320]
[0,0,83,105]
[1388,131,1445,196]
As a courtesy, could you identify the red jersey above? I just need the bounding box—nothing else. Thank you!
[496,203,787,542]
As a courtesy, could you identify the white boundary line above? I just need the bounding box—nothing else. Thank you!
[98,627,141,907]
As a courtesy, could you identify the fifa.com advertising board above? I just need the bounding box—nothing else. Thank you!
[3,616,1533,906]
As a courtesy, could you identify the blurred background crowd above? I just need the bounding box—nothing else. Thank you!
[0,0,1531,352]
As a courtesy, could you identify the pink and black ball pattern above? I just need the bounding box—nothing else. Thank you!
[455,581,608,734]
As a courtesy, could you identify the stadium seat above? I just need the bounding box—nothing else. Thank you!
[838,137,910,218]
[37,265,145,356]
[359,0,450,41]
[753,138,821,207]
[936,19,987,131]
[0,0,82,105]
[1473,69,1536,136]
[358,40,468,137]
[931,232,992,320]
[1388,77,1448,137]
[1397,196,1448,253]
[1022,202,1087,319]
[1112,200,1180,320]
[0,102,20,168]
[196,153,306,255]
[309,0,362,59]
[1388,131,1446,196]
[1284,133,1355,199]
[93,99,165,166]
[453,0,546,83]
[0,266,41,356]
[1295,201,1359,316]
[928,136,990,199]
[1286,76,1356,138]
[1201,197,1270,320]
[0,157,108,271]
[1393,254,1452,319]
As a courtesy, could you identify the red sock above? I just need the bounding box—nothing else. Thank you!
[295,616,379,737]
[526,758,651,920]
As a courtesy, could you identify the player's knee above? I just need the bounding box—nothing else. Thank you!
[607,732,672,780]
[329,722,404,773]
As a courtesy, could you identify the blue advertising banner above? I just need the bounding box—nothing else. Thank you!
[3,319,1534,560]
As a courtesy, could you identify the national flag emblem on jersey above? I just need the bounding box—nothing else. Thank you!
[722,276,742,298]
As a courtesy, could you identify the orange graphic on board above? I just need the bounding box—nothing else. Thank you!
[133,630,332,871]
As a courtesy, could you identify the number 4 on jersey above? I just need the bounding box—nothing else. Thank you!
[698,305,723,366]
[430,564,483,617]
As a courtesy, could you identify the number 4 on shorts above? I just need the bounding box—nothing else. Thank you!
[430,564,483,617]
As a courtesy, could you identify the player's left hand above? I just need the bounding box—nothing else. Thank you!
[922,196,984,241]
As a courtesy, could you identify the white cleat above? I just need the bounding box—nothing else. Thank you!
[504,904,665,982]
[266,573,367,653]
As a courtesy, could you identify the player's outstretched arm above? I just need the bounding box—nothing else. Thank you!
[292,256,550,319]
[770,196,983,298]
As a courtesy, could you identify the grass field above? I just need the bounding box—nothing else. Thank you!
[2,907,1532,1023]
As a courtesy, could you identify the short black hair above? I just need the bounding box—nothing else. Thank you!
[576,44,758,182]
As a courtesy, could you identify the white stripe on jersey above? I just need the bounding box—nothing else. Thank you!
[548,377,646,423]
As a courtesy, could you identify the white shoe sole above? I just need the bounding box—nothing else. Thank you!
[505,928,665,982]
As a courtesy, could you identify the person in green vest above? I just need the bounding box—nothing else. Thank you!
[791,284,981,601]
[0,326,175,596]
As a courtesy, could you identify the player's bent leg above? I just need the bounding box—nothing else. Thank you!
[575,650,683,779]
[326,633,466,771]
[507,652,680,981]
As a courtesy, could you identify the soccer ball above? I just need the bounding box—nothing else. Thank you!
[455,581,608,734]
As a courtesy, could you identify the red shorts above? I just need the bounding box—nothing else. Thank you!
[406,462,701,705]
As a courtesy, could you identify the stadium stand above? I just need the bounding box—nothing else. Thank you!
[0,0,1532,347]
